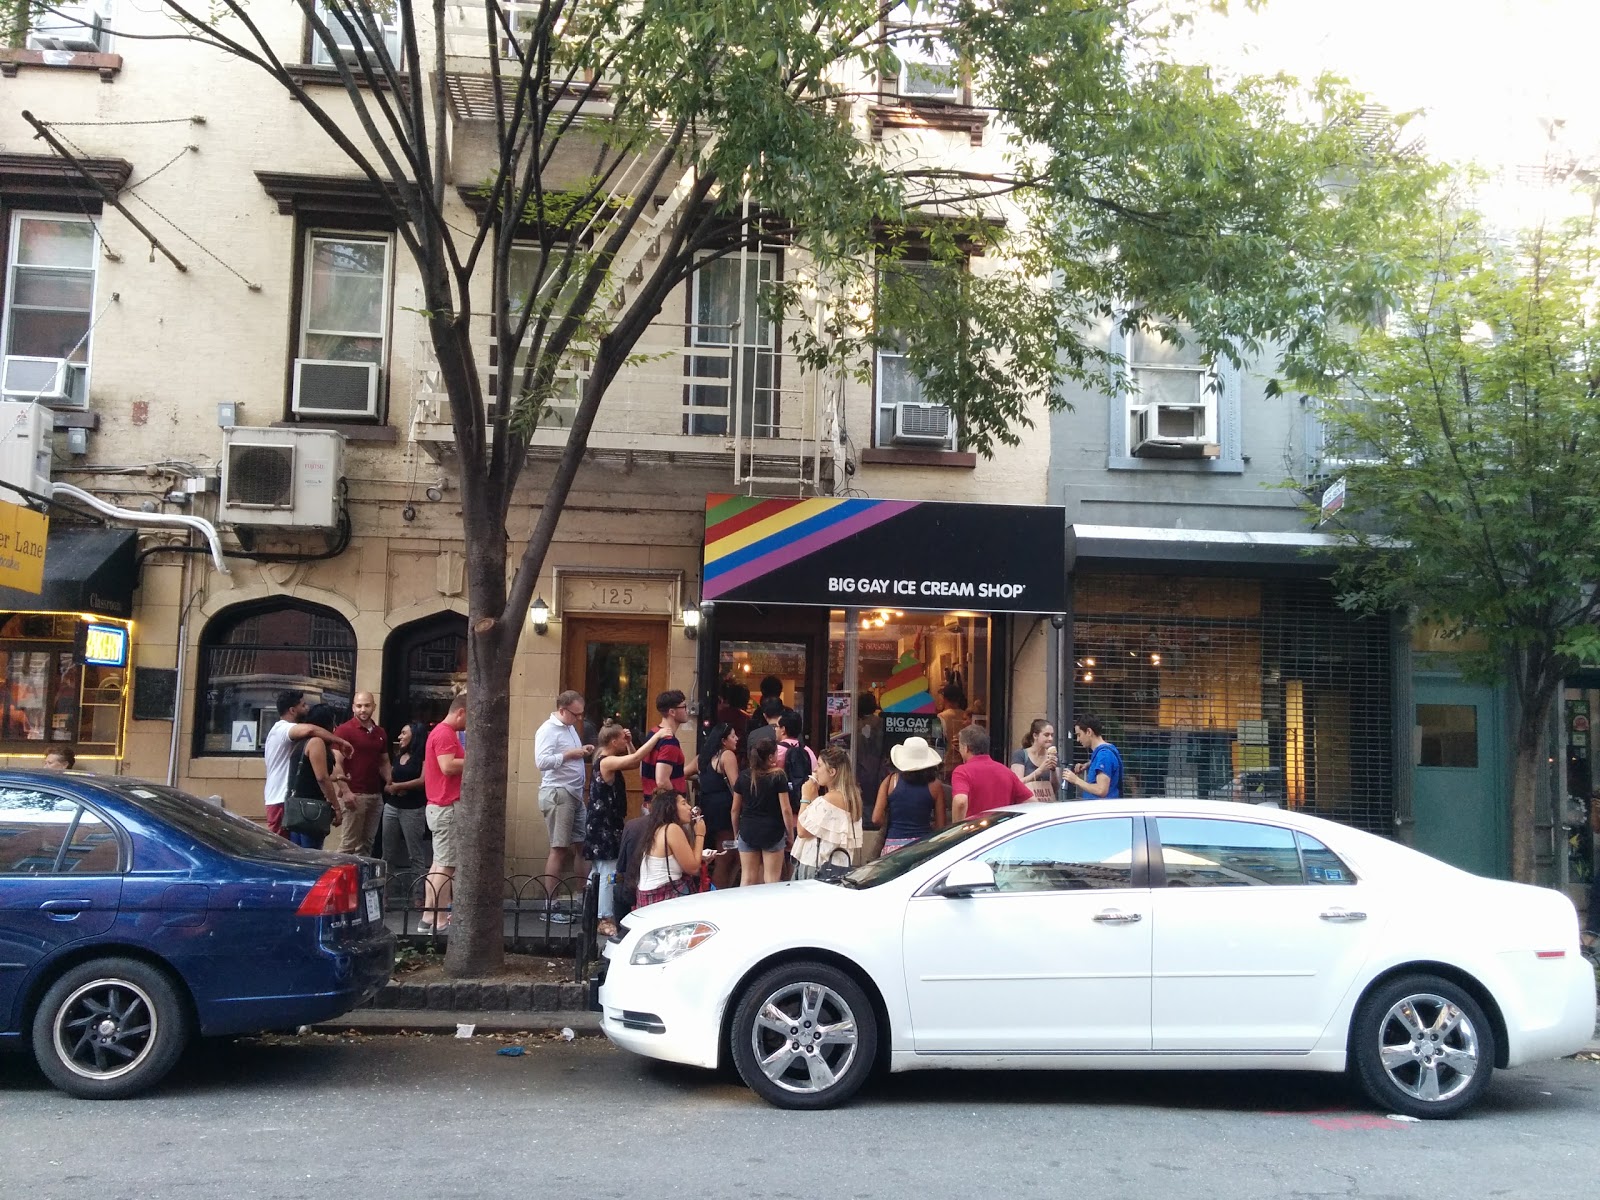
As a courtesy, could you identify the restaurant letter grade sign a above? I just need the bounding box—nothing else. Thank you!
[0,498,47,595]
[701,494,1065,614]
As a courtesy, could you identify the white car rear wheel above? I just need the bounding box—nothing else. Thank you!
[730,961,877,1110]
[1352,973,1494,1119]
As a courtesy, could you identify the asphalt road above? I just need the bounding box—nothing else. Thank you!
[3,1034,1597,1200]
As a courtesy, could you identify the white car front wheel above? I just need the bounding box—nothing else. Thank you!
[730,960,877,1110]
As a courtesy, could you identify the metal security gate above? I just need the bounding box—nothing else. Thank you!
[1070,574,1393,835]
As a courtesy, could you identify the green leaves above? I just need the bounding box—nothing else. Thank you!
[1317,200,1600,706]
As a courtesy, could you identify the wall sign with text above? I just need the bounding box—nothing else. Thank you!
[702,494,1066,614]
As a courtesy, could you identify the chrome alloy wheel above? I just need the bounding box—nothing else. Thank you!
[747,981,859,1095]
[1375,992,1480,1104]
[52,977,159,1082]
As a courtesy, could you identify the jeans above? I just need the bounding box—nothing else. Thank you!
[591,860,617,922]
[382,804,432,881]
[289,830,325,850]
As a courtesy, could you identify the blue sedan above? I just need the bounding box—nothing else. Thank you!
[0,771,394,1098]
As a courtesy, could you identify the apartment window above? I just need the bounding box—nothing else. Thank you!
[195,600,356,756]
[491,242,584,425]
[293,231,391,420]
[1124,325,1217,458]
[1315,389,1384,470]
[686,252,777,438]
[1,213,98,409]
[1104,316,1242,470]
[309,0,402,67]
[25,0,113,53]
[886,2,961,102]
[874,258,959,451]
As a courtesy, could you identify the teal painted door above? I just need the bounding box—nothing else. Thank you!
[1411,680,1506,878]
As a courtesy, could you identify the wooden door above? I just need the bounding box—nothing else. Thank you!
[562,616,670,819]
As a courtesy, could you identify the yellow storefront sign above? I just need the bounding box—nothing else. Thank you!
[0,498,48,594]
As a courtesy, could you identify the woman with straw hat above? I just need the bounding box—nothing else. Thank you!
[870,735,947,855]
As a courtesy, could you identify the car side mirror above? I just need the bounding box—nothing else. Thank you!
[937,859,996,897]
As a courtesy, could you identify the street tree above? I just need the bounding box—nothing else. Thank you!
[13,0,1433,974]
[1316,197,1600,882]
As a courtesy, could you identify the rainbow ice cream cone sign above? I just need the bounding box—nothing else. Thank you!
[881,652,936,714]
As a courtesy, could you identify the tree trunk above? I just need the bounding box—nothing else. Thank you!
[444,488,514,978]
[1509,694,1553,884]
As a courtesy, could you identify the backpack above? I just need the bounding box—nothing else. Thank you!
[778,738,815,797]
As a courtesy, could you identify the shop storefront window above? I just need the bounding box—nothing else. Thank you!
[720,640,808,716]
[195,601,356,756]
[1072,575,1392,834]
[828,609,989,772]
[0,613,128,758]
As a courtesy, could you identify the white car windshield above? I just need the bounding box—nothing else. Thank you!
[841,812,1022,889]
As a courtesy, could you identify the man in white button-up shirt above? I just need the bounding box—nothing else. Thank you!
[535,690,593,913]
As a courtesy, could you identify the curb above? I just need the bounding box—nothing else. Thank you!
[365,979,590,1012]
[314,1009,603,1036]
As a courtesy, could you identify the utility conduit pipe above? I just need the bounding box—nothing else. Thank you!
[50,482,230,575]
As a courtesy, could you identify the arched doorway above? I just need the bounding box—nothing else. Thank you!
[382,613,468,736]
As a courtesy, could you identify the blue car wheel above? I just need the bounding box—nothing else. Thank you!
[32,957,190,1100]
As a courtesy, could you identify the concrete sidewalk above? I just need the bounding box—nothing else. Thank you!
[313,1009,602,1036]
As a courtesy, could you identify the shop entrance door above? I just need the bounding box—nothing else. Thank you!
[563,618,670,812]
[1412,679,1506,878]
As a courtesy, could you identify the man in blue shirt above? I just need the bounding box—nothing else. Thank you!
[1063,714,1122,799]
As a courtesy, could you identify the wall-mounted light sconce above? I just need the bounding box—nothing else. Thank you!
[531,596,550,635]
[682,604,701,640]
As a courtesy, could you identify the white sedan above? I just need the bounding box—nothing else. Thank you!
[598,799,1596,1116]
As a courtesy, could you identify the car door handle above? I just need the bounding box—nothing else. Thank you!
[1319,908,1367,922]
[39,899,92,916]
[1092,909,1142,924]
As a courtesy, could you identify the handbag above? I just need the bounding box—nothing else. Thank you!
[281,743,335,837]
[814,845,854,883]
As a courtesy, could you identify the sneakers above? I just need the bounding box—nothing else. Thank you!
[546,909,573,924]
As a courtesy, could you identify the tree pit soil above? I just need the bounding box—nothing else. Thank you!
[393,951,577,986]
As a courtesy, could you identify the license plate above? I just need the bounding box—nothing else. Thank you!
[365,889,381,923]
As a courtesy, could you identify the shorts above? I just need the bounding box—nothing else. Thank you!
[266,802,285,837]
[540,786,582,849]
[425,802,457,867]
[737,830,787,854]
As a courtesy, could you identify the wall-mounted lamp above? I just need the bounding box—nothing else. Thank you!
[531,596,550,635]
[682,604,701,640]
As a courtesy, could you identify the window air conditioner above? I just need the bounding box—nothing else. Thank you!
[892,401,954,447]
[291,359,380,420]
[2,356,70,403]
[26,4,108,53]
[219,427,345,529]
[1131,403,1214,458]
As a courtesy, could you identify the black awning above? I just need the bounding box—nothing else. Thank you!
[1066,523,1338,578]
[0,526,137,618]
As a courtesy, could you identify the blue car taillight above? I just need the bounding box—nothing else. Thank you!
[297,864,360,917]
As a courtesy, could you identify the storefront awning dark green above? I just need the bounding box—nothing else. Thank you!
[0,526,137,619]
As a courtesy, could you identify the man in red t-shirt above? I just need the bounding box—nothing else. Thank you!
[950,724,1032,822]
[420,694,466,932]
[332,691,389,855]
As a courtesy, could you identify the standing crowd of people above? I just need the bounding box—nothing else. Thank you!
[258,676,1124,937]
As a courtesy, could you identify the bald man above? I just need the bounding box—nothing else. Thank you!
[333,692,390,854]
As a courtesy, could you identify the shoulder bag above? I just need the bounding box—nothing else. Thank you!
[282,741,335,837]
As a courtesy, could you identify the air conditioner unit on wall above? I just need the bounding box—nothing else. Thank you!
[2,356,70,403]
[1131,403,1216,458]
[219,427,345,529]
[0,401,54,498]
[892,401,954,446]
[292,359,380,420]
[26,0,110,52]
